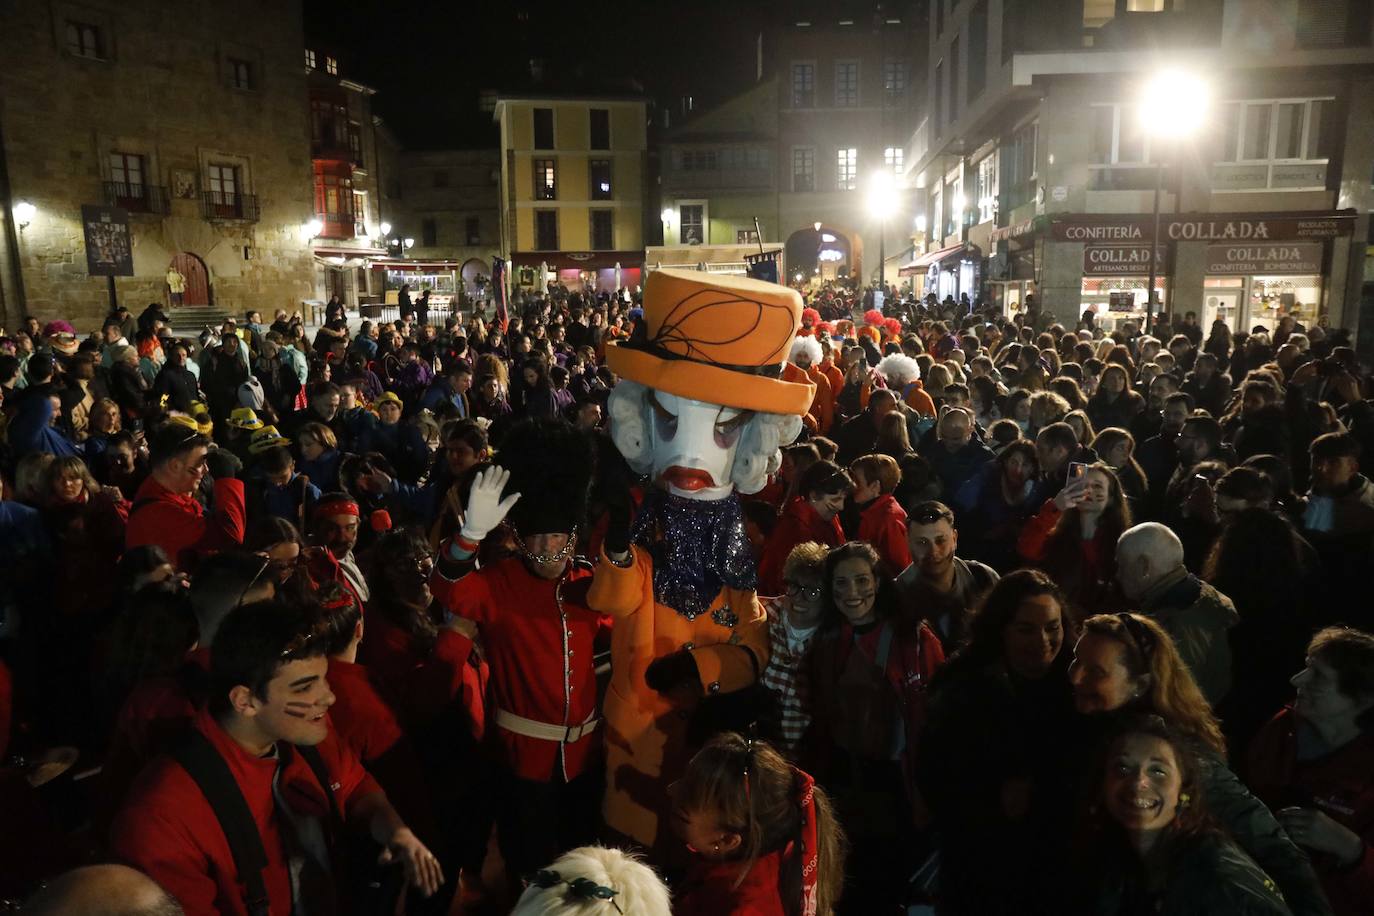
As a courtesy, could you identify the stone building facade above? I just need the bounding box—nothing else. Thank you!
[0,0,317,331]
[390,148,502,299]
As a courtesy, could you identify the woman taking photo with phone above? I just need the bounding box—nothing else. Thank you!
[1017,461,1131,614]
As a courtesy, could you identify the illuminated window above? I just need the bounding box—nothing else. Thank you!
[679,205,704,244]
[590,160,612,200]
[837,148,858,190]
[975,155,998,223]
[534,159,557,200]
[305,48,316,69]
[353,191,367,237]
[884,147,904,176]
[325,56,338,75]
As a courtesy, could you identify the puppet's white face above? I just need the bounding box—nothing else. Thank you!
[648,390,750,501]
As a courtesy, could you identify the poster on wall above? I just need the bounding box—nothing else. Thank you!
[81,204,134,277]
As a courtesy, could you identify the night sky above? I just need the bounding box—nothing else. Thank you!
[304,0,769,149]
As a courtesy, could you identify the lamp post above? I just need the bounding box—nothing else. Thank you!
[867,171,896,292]
[1138,69,1209,333]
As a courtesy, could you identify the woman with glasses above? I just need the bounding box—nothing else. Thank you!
[758,542,829,755]
[807,541,945,913]
[1062,613,1329,916]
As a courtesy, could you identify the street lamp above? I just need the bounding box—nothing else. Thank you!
[379,221,392,237]
[1139,69,1209,332]
[301,218,323,241]
[13,200,35,229]
[867,171,896,290]
[661,208,674,244]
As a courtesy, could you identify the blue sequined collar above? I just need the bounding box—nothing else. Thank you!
[630,488,756,620]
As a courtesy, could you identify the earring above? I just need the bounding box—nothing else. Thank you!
[1178,793,1191,808]
[711,843,720,853]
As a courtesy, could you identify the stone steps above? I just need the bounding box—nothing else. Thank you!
[168,305,234,335]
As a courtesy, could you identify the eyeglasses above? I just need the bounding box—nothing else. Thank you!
[785,582,823,601]
[525,870,622,914]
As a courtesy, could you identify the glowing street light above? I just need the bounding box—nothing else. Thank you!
[914,213,927,233]
[301,218,324,241]
[13,200,36,229]
[379,221,392,237]
[867,172,897,288]
[1138,69,1210,331]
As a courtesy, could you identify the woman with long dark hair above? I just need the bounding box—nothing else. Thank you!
[954,439,1041,571]
[1087,364,1145,432]
[1017,462,1132,614]
[917,570,1079,914]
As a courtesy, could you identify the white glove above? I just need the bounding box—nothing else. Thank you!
[458,466,521,543]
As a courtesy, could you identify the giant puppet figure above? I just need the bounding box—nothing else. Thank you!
[588,267,815,851]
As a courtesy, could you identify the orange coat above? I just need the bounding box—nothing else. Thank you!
[588,546,770,850]
[789,363,834,434]
[818,358,845,411]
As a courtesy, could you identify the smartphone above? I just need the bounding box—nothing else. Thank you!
[1066,461,1088,486]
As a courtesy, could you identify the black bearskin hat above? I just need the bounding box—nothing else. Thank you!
[497,418,595,536]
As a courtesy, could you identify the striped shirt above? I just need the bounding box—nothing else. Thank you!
[759,597,819,751]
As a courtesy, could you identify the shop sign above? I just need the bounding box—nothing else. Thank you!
[1108,291,1135,312]
[1052,211,1354,242]
[1204,242,1323,275]
[1083,245,1165,276]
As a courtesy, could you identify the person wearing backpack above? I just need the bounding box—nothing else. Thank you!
[110,600,443,915]
[805,541,945,914]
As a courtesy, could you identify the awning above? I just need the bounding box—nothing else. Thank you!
[312,244,388,258]
[511,251,642,270]
[371,259,463,271]
[644,244,783,268]
[898,242,980,275]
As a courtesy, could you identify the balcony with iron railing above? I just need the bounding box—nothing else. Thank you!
[103,181,170,215]
[201,191,260,222]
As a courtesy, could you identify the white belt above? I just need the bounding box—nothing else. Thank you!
[494,709,599,743]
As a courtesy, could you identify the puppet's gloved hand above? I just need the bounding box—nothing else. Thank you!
[459,466,521,543]
[645,651,700,696]
[205,448,242,481]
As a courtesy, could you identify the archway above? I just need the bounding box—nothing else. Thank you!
[460,257,488,295]
[169,252,211,306]
[784,225,862,286]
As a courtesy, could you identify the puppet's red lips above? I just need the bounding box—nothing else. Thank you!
[662,466,716,491]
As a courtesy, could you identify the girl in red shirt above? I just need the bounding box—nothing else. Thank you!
[672,732,846,916]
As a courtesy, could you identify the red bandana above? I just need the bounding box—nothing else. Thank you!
[315,496,359,518]
[794,767,819,916]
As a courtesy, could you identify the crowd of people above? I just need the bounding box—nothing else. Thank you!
[0,278,1370,916]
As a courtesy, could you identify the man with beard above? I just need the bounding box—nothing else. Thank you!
[893,500,997,651]
[1162,415,1225,512]
[308,493,370,605]
[1138,391,1193,517]
[429,420,608,894]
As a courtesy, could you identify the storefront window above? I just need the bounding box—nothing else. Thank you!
[1080,277,1168,331]
[1247,276,1322,333]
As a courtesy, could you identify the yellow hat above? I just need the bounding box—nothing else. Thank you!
[249,425,289,455]
[605,268,815,415]
[375,391,403,408]
[164,413,199,433]
[227,407,265,431]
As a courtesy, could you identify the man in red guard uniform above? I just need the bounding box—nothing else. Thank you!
[430,418,609,891]
[110,600,442,916]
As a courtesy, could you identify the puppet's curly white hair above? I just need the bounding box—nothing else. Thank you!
[788,334,822,367]
[608,379,802,495]
[511,846,671,916]
[875,353,921,387]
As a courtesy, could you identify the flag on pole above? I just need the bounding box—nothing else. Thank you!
[745,249,780,284]
[492,256,509,333]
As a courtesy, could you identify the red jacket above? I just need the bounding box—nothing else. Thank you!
[325,657,403,763]
[110,708,381,916]
[1247,706,1374,915]
[858,493,912,577]
[758,499,844,596]
[358,612,487,739]
[126,476,246,572]
[676,849,786,916]
[430,555,609,782]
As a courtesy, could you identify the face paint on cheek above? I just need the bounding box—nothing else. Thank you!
[283,701,315,719]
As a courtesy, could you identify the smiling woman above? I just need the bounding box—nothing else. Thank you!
[1090,716,1292,916]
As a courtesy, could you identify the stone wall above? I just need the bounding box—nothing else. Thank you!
[0,0,316,332]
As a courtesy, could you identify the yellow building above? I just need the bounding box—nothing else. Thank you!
[493,94,648,292]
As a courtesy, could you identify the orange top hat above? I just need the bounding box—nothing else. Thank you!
[606,268,815,415]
